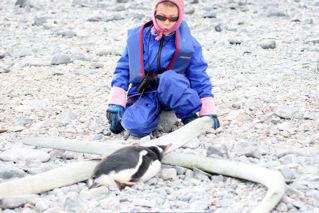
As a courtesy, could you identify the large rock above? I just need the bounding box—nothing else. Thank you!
[157,111,178,133]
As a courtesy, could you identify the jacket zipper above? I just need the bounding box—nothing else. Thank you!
[157,38,164,72]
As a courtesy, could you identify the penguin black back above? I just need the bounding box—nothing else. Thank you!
[92,146,148,179]
[89,144,171,189]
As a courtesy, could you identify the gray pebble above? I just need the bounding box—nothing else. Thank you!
[0,148,50,163]
[35,199,53,212]
[56,111,77,124]
[207,144,229,158]
[87,16,102,22]
[276,202,288,212]
[63,197,85,212]
[174,166,186,175]
[0,53,6,59]
[72,0,88,7]
[161,168,177,180]
[280,166,297,180]
[33,17,48,26]
[193,168,211,181]
[190,200,210,211]
[100,196,120,210]
[185,169,193,178]
[56,31,77,38]
[21,208,37,213]
[279,154,298,164]
[116,0,128,3]
[80,187,109,200]
[71,53,90,62]
[0,194,39,209]
[133,198,155,208]
[215,24,223,32]
[274,106,297,119]
[229,39,242,45]
[0,65,10,73]
[233,141,261,159]
[103,14,124,22]
[261,40,276,49]
[185,7,195,15]
[267,9,288,17]
[90,62,104,69]
[96,50,112,56]
[211,175,226,183]
[201,11,216,19]
[157,111,177,133]
[113,5,126,12]
[51,54,71,65]
[0,165,26,179]
[15,0,28,7]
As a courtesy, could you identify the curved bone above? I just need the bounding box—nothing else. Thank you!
[23,137,126,155]
[22,117,212,154]
[0,117,285,212]
[163,152,285,213]
[0,161,98,196]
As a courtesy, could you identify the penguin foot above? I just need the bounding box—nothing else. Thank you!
[114,180,137,190]
[131,142,140,147]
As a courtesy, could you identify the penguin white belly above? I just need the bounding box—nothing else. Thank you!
[111,168,140,182]
[140,159,162,182]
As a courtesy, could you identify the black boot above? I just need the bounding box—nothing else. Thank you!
[181,114,199,125]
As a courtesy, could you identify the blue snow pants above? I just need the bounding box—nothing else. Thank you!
[121,71,202,137]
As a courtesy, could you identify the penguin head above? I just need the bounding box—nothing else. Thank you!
[147,144,172,161]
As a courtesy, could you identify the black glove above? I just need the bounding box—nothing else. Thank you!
[137,75,159,93]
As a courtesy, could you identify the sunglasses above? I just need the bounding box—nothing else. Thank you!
[155,14,179,22]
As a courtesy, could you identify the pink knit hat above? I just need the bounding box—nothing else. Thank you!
[152,0,185,40]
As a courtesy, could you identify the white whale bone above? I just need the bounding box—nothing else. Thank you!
[0,117,285,212]
[0,161,98,196]
[163,152,285,213]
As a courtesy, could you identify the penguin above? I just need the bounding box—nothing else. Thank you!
[87,144,171,190]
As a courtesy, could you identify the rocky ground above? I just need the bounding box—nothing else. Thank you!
[0,0,319,212]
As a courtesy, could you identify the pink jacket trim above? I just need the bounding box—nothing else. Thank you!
[108,87,127,108]
[199,97,217,116]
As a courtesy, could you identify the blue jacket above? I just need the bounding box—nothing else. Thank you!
[111,21,213,99]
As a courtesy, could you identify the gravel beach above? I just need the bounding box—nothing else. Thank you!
[0,0,319,212]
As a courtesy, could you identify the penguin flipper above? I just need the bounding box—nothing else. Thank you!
[130,151,157,181]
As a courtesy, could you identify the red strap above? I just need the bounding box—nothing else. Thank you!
[139,24,145,80]
[167,31,180,70]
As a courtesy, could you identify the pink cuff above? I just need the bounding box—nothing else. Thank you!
[108,87,127,108]
[199,97,217,116]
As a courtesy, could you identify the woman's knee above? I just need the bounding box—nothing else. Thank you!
[121,93,161,137]
[159,71,189,88]
[121,116,158,137]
